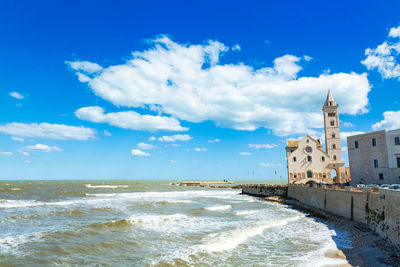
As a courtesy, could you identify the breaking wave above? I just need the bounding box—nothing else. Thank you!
[85,184,128,188]
[205,205,232,211]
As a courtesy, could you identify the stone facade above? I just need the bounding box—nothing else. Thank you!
[285,91,347,184]
[348,129,400,185]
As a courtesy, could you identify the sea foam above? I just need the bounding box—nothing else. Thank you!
[205,205,232,211]
[85,184,128,188]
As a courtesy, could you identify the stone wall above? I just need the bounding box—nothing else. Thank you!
[241,184,288,198]
[288,184,400,248]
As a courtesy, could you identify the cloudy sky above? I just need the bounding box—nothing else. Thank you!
[1,0,400,180]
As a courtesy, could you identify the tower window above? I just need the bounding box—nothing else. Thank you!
[332,133,335,138]
[293,156,296,162]
[330,120,335,126]
[374,159,378,168]
[321,156,325,162]
[333,155,337,160]
[372,138,376,146]
[395,137,400,145]
[332,144,336,149]
[355,140,359,149]
[379,173,384,180]
[307,156,312,162]
[397,157,400,168]
[328,112,336,117]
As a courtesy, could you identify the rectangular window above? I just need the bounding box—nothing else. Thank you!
[328,112,336,117]
[355,140,359,149]
[397,157,400,168]
[293,156,296,162]
[307,156,312,162]
[395,137,400,145]
[330,120,335,126]
[379,173,384,180]
[374,159,378,168]
[372,138,376,146]
[321,156,325,162]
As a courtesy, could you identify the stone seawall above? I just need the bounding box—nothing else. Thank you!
[288,184,400,248]
[241,184,288,198]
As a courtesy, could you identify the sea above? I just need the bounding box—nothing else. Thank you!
[0,180,351,266]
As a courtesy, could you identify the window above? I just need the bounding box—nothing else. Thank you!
[333,155,337,160]
[307,156,312,162]
[379,173,384,180]
[321,156,325,162]
[305,146,312,153]
[395,137,400,145]
[293,156,297,162]
[355,140,359,149]
[307,171,313,178]
[332,133,335,138]
[397,157,400,168]
[374,159,378,168]
[328,112,336,117]
[332,144,336,149]
[294,174,297,178]
[330,120,335,126]
[372,138,376,146]
[306,139,309,143]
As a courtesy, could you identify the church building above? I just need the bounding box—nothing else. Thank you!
[285,91,348,184]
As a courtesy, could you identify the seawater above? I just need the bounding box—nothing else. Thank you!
[0,180,349,266]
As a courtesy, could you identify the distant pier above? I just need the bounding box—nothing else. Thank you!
[171,181,242,189]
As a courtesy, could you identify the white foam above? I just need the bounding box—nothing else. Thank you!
[234,210,259,215]
[205,205,232,211]
[10,188,21,191]
[86,193,116,197]
[85,184,128,188]
[199,216,302,252]
[166,200,192,203]
[0,232,43,255]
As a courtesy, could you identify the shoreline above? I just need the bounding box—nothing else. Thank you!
[263,196,400,266]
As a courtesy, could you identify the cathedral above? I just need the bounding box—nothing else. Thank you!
[285,91,349,184]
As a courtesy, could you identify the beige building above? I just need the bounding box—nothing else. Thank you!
[285,91,347,184]
[347,129,400,185]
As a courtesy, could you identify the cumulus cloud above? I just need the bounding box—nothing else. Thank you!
[372,110,400,130]
[259,162,283,167]
[0,123,95,140]
[9,91,24,99]
[75,106,187,132]
[68,35,370,136]
[195,147,208,152]
[0,151,13,156]
[208,138,220,143]
[362,25,400,80]
[158,134,192,142]
[239,152,251,155]
[11,136,24,142]
[23,144,63,152]
[66,61,102,73]
[131,149,150,157]
[138,142,157,150]
[248,143,277,149]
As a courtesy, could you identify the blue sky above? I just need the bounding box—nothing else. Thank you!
[1,0,400,180]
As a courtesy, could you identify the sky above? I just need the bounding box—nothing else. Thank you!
[1,0,400,180]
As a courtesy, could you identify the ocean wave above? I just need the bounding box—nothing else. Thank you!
[0,232,43,255]
[205,205,232,211]
[85,184,128,188]
[234,210,259,215]
[199,215,302,252]
[86,193,117,197]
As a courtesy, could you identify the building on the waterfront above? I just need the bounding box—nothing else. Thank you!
[347,129,400,185]
[285,91,348,184]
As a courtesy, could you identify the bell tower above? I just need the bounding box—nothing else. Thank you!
[322,90,342,164]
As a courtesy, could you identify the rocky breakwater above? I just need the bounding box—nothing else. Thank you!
[241,184,288,201]
[171,181,243,189]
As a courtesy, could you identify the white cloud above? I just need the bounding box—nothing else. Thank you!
[239,152,251,155]
[131,149,150,157]
[0,151,13,156]
[208,138,220,143]
[66,61,102,73]
[372,110,400,130]
[9,91,24,99]
[158,134,192,142]
[248,143,277,149]
[75,106,187,132]
[389,26,400,38]
[138,142,157,150]
[232,44,241,51]
[171,143,180,147]
[195,147,208,152]
[23,144,63,152]
[11,136,24,142]
[17,150,30,156]
[259,162,283,167]
[341,122,354,127]
[149,136,156,141]
[103,130,112,136]
[0,123,96,140]
[362,25,400,80]
[303,55,313,62]
[68,35,370,136]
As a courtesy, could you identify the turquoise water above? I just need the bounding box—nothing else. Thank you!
[0,180,349,266]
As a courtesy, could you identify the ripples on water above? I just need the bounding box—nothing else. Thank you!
[0,181,349,266]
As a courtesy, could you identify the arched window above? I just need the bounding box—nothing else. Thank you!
[332,133,335,138]
[307,171,313,178]
[333,155,337,160]
[321,156,325,162]
[332,144,336,149]
[307,156,312,162]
